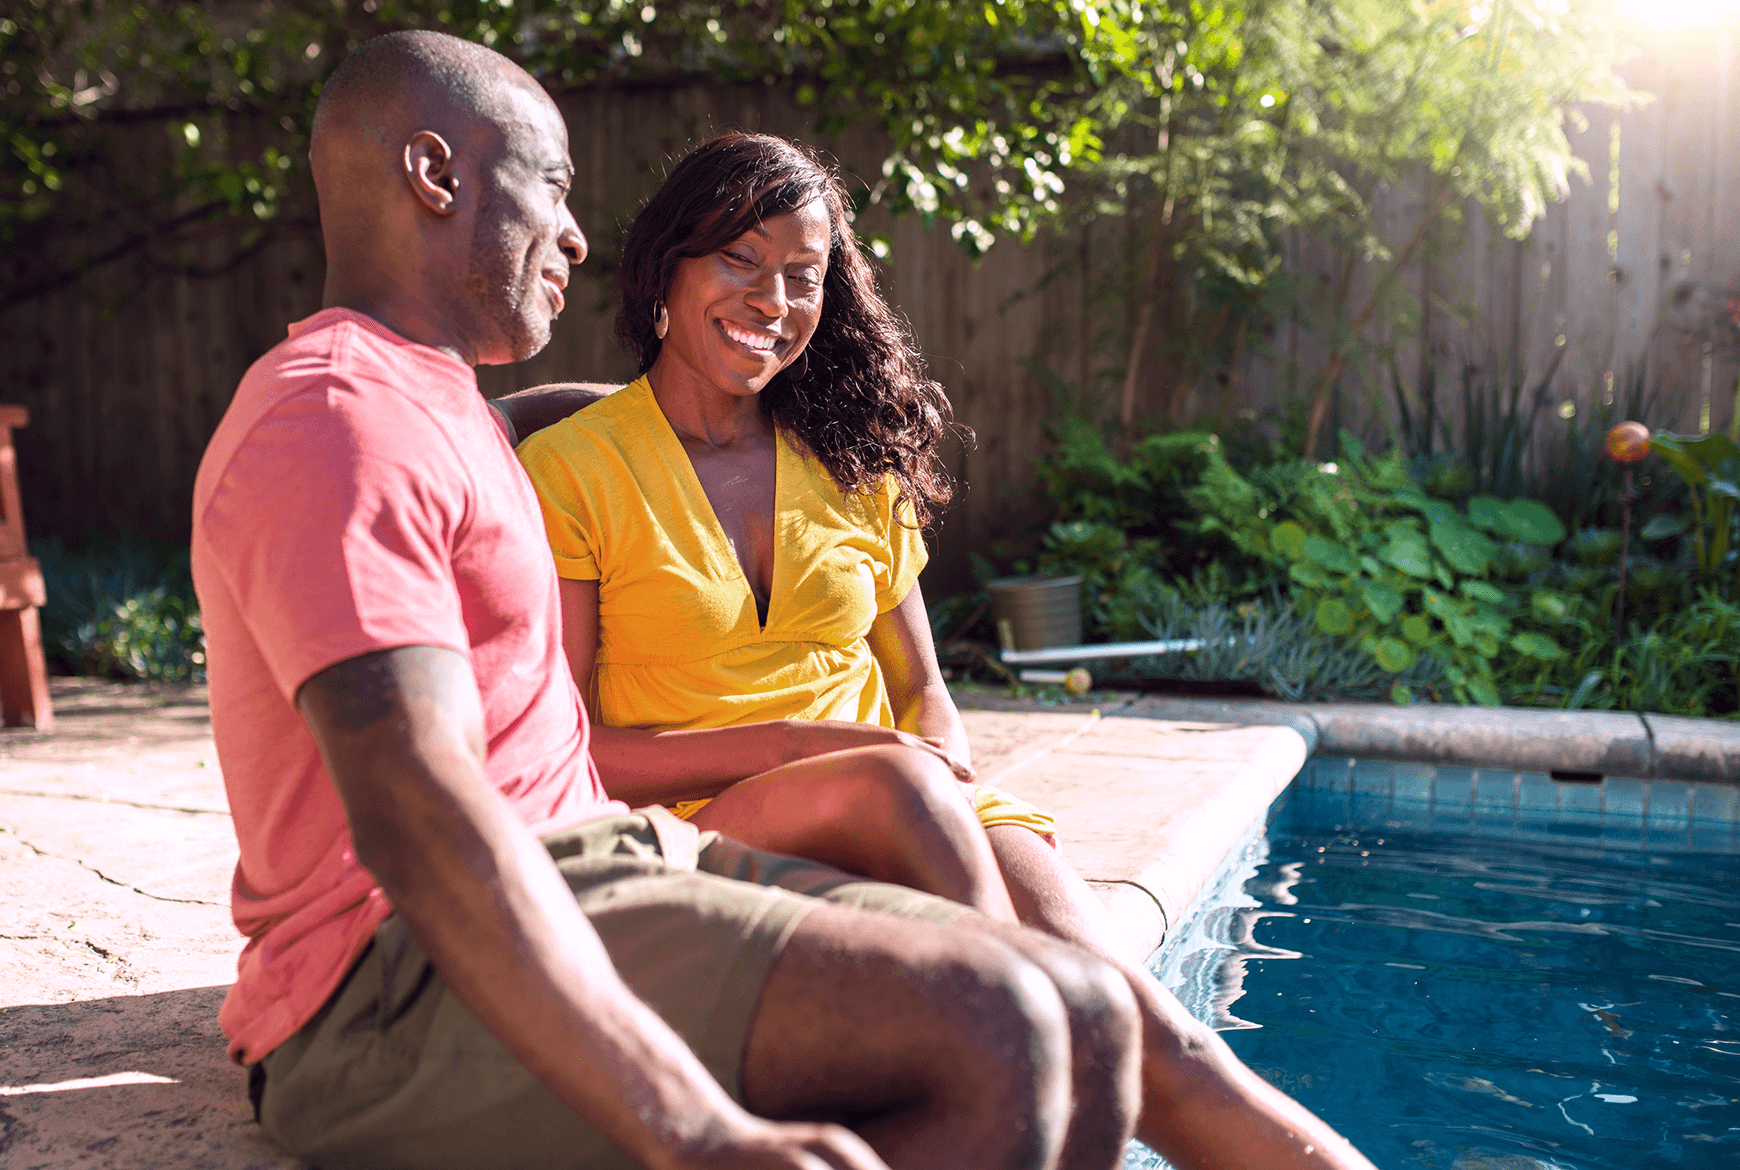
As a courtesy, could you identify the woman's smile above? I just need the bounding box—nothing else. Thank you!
[719,319,781,354]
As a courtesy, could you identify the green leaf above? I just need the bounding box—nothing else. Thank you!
[1466,495,1506,531]
[1390,683,1413,705]
[1360,581,1404,623]
[1401,614,1433,644]
[1315,597,1356,635]
[1303,535,1360,575]
[1461,580,1506,604]
[1492,499,1567,545]
[1372,637,1416,672]
[1380,532,1434,578]
[1708,480,1740,501]
[1288,561,1333,589]
[1419,499,1458,528]
[1639,513,1689,541]
[1529,590,1571,623]
[1270,521,1308,561]
[1652,434,1710,487]
[1467,676,1501,706]
[1429,521,1496,576]
[1510,631,1567,660]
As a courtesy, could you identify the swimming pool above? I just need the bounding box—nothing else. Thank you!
[1125,757,1740,1170]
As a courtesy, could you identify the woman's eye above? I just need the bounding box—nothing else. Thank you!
[722,250,754,266]
[790,268,822,287]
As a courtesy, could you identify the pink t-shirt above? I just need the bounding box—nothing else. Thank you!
[191,308,625,1064]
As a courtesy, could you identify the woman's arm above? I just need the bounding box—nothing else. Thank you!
[559,578,970,807]
[865,582,971,768]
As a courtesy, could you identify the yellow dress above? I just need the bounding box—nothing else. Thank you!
[518,376,1054,839]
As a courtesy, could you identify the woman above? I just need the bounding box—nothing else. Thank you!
[515,131,1123,955]
[514,132,1377,1170]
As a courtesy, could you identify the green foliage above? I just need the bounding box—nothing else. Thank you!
[1194,438,1567,704]
[1504,587,1739,717]
[31,537,205,681]
[1133,587,1444,702]
[1649,431,1740,591]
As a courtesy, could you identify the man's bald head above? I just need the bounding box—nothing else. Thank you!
[311,31,547,188]
[310,31,584,367]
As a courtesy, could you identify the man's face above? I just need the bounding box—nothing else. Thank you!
[464,85,586,365]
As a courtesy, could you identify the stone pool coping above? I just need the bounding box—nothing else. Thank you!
[6,680,1738,1167]
[954,687,1740,783]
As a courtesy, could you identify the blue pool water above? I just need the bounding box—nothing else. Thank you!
[1128,759,1740,1170]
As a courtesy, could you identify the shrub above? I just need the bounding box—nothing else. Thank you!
[31,537,205,681]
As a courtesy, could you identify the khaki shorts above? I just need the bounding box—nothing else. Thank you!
[253,809,965,1170]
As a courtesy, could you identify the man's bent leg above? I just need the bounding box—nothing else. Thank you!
[699,834,1141,1170]
[253,815,1085,1170]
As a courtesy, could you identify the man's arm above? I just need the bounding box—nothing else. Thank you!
[489,382,621,446]
[296,644,886,1170]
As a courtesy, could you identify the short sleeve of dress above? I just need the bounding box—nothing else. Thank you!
[877,482,930,614]
[197,384,472,699]
[518,429,601,582]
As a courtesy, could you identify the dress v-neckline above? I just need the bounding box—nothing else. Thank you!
[642,378,785,634]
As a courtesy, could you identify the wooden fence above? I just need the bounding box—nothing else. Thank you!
[1,26,1734,595]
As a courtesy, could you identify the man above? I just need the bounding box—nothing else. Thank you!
[193,29,1374,1170]
[193,29,1139,1170]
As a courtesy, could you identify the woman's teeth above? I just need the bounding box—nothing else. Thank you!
[722,322,777,352]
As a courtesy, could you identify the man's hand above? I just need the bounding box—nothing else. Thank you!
[672,1117,887,1170]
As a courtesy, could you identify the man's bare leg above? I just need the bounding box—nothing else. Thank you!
[985,825,1378,1170]
[691,747,1018,922]
[739,901,1141,1170]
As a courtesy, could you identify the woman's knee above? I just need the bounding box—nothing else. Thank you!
[844,745,972,828]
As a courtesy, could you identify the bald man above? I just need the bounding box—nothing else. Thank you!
[192,30,1146,1170]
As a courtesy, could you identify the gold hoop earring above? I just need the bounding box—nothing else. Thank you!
[790,350,809,382]
[653,302,669,340]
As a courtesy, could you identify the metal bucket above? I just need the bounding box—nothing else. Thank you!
[985,575,1082,652]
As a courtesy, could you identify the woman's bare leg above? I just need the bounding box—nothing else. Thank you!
[985,825,1376,1170]
[691,746,1019,922]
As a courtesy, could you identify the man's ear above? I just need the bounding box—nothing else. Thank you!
[404,131,460,215]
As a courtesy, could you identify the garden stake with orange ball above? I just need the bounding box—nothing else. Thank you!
[1605,421,1651,634]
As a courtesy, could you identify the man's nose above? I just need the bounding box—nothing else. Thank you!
[558,204,587,266]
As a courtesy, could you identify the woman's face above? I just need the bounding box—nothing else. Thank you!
[653,197,831,400]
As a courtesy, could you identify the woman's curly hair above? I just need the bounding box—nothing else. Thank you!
[616,132,959,528]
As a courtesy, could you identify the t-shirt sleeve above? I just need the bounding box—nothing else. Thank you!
[198,385,473,699]
[877,481,930,614]
[517,427,601,582]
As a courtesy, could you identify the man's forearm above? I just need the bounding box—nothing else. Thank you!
[299,648,756,1170]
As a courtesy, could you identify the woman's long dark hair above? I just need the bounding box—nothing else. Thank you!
[615,132,958,528]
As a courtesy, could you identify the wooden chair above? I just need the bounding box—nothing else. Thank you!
[0,404,52,729]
